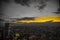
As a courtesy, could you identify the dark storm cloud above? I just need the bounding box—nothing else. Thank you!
[1,0,59,18]
[0,0,9,3]
[0,0,10,18]
[58,0,60,7]
[15,0,30,7]
[14,0,59,12]
[54,8,60,14]
[36,4,46,12]
[53,0,60,14]
[14,0,48,11]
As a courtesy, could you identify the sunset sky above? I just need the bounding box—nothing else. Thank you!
[12,16,60,23]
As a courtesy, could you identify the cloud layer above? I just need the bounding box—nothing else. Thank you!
[1,0,59,19]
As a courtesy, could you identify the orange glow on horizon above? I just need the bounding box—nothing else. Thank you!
[12,16,60,23]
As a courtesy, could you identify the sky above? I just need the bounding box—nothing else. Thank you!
[1,0,59,19]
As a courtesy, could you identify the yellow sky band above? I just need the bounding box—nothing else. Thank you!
[12,16,60,23]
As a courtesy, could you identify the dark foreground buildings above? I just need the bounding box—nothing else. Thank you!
[0,22,60,40]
